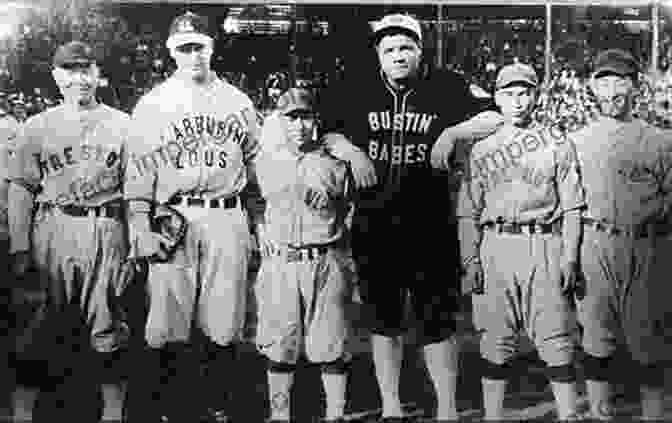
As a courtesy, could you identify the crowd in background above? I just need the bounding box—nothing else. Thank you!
[3,5,672,130]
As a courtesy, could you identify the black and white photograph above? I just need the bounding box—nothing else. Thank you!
[0,1,671,422]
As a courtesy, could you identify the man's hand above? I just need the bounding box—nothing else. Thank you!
[304,187,329,209]
[11,251,31,279]
[430,130,458,171]
[128,213,173,263]
[130,230,174,262]
[255,224,279,258]
[461,259,484,295]
[323,133,377,189]
[560,260,581,295]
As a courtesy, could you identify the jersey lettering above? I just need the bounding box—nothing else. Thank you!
[367,140,428,165]
[173,147,228,169]
[368,111,438,135]
[131,113,246,177]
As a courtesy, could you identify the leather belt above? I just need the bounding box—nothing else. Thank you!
[273,245,330,263]
[581,217,672,239]
[168,195,238,209]
[480,220,561,236]
[41,202,124,219]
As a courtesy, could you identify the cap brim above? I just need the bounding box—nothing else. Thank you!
[166,33,212,50]
[281,105,314,115]
[371,26,421,47]
[54,59,94,69]
[496,79,537,90]
[593,66,635,78]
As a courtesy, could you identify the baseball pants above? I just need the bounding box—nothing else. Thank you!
[144,203,250,348]
[577,227,672,365]
[255,245,355,364]
[17,205,131,358]
[474,230,575,366]
[352,212,459,345]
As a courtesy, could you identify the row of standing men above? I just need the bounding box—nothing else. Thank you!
[2,10,670,423]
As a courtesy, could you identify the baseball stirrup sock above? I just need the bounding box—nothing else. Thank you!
[424,337,459,420]
[267,370,294,421]
[640,384,665,420]
[371,334,404,417]
[482,378,507,420]
[550,381,579,420]
[321,372,347,420]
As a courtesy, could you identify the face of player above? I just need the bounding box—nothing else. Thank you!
[495,84,537,126]
[590,73,635,120]
[171,42,213,83]
[281,110,317,153]
[377,34,422,85]
[52,63,99,108]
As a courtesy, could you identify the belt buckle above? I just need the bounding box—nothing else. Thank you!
[186,197,205,207]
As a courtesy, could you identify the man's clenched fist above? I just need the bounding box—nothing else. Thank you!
[323,133,377,189]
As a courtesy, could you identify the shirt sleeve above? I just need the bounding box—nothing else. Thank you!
[240,101,262,163]
[7,118,41,253]
[441,73,496,129]
[648,129,672,220]
[124,98,158,213]
[555,135,586,214]
[456,147,485,221]
[239,100,266,226]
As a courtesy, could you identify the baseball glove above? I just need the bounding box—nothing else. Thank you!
[126,197,188,264]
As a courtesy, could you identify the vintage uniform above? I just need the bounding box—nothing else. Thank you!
[572,117,672,365]
[8,103,132,357]
[458,123,584,366]
[125,74,263,349]
[321,67,492,342]
[255,143,355,365]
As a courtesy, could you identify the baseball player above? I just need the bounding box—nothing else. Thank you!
[458,63,584,421]
[571,49,671,421]
[7,41,132,422]
[0,98,18,353]
[318,14,502,423]
[124,11,264,422]
[255,88,356,423]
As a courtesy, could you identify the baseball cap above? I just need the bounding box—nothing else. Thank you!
[371,14,422,46]
[52,41,96,69]
[166,11,213,50]
[593,49,639,78]
[495,63,539,90]
[276,88,315,115]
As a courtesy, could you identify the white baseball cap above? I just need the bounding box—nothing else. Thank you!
[166,11,213,50]
[372,14,422,46]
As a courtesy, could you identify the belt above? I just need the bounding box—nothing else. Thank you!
[581,217,672,239]
[480,220,561,236]
[42,202,124,219]
[167,195,238,209]
[272,245,330,263]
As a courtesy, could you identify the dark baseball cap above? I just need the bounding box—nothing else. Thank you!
[276,88,315,115]
[593,49,639,78]
[53,41,96,68]
[166,11,213,50]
